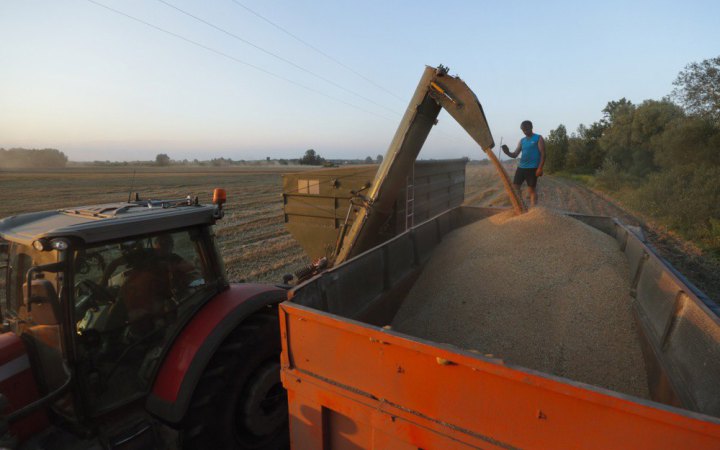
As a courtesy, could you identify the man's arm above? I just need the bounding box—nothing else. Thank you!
[536,136,546,176]
[501,141,522,158]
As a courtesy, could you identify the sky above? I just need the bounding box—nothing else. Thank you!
[1,0,719,162]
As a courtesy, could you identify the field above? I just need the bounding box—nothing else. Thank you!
[1,164,718,302]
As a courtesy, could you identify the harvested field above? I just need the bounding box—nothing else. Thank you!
[392,207,650,398]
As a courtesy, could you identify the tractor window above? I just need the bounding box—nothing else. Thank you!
[0,241,61,328]
[73,228,213,414]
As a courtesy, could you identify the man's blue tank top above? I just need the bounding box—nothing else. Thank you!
[519,133,541,169]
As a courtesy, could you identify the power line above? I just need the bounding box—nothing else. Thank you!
[229,0,408,104]
[155,0,400,116]
[227,2,474,147]
[86,0,395,121]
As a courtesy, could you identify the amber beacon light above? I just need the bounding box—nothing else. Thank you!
[213,188,227,205]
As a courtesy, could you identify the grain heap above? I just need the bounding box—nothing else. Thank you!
[392,207,649,398]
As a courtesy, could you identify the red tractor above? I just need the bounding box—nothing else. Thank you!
[0,192,289,449]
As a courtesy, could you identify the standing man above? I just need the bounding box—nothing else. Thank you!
[501,120,545,207]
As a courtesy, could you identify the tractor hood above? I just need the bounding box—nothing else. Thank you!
[0,201,218,246]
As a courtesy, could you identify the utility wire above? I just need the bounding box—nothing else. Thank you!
[155,0,399,116]
[227,1,471,147]
[229,0,407,104]
[86,0,395,121]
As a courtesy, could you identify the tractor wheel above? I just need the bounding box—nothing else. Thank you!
[181,308,289,450]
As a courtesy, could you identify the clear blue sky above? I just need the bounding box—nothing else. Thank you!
[1,0,718,161]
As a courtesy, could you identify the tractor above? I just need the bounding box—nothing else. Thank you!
[0,192,289,449]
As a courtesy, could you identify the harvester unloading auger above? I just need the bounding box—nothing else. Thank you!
[333,65,526,266]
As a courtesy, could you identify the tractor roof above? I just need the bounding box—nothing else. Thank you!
[0,199,218,246]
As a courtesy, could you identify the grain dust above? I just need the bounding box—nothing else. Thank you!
[392,207,649,398]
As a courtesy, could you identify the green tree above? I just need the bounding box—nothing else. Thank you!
[376,154,383,163]
[300,149,325,165]
[155,153,171,166]
[599,99,682,177]
[364,156,373,164]
[544,124,569,173]
[598,100,635,172]
[584,121,609,171]
[565,122,607,174]
[565,134,588,173]
[629,100,684,176]
[577,98,635,174]
[672,55,720,123]
[653,116,720,170]
[602,98,634,125]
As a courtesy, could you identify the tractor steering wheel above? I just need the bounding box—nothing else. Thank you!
[74,279,114,316]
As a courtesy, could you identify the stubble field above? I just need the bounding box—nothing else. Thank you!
[1,164,717,301]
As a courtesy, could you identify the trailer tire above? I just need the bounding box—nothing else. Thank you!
[180,308,288,450]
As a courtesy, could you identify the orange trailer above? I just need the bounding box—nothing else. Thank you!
[280,206,720,449]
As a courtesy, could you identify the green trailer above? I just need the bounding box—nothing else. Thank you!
[282,159,468,260]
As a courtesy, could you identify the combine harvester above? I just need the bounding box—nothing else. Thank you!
[279,66,720,449]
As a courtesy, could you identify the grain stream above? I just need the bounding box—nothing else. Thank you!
[392,207,649,398]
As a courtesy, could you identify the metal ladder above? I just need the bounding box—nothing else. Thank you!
[405,165,415,230]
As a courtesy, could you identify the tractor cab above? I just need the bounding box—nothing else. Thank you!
[0,195,228,442]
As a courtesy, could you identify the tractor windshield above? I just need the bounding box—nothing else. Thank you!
[72,227,215,414]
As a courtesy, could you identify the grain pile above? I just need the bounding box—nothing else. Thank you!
[392,207,649,398]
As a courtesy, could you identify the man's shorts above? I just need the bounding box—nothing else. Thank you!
[513,167,538,188]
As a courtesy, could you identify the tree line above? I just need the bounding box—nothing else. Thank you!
[0,148,68,168]
[543,55,720,254]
